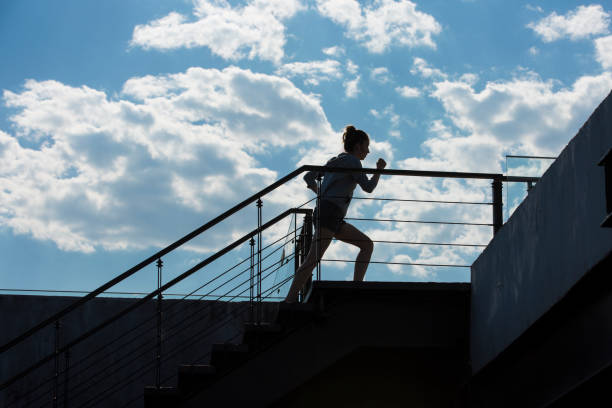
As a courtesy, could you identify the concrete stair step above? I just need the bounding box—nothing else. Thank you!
[276,302,319,326]
[143,386,181,408]
[243,322,284,347]
[209,343,250,373]
[177,364,217,395]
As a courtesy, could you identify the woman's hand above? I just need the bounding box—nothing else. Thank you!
[376,158,387,169]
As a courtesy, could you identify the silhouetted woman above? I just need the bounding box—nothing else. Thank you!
[284,125,387,302]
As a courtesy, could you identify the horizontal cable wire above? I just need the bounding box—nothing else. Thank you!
[329,238,487,248]
[336,195,492,205]
[344,217,493,226]
[322,259,471,268]
[0,288,283,299]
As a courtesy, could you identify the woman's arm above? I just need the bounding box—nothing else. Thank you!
[303,171,320,193]
[353,158,387,193]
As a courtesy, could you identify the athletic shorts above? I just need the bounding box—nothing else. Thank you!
[313,200,346,234]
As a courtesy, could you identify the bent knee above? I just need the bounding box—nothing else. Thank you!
[360,238,374,253]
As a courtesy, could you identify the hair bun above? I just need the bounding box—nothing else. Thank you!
[342,125,369,152]
[343,125,356,141]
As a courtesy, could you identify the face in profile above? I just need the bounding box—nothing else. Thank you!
[354,140,370,160]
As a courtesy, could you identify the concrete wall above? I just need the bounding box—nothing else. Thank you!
[470,90,612,374]
[0,295,277,408]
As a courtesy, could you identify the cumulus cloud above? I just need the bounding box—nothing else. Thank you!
[130,0,306,64]
[275,59,343,85]
[316,0,442,53]
[370,66,391,83]
[0,67,334,252]
[363,65,612,278]
[595,35,612,69]
[322,45,345,57]
[410,57,447,79]
[525,4,544,13]
[430,71,612,156]
[370,105,401,137]
[527,4,610,42]
[344,75,361,98]
[396,85,421,98]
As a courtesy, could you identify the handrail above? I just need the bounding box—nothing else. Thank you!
[0,165,538,355]
[0,208,311,390]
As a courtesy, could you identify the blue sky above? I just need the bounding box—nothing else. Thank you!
[1,0,611,297]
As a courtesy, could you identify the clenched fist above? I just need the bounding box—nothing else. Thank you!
[376,158,387,169]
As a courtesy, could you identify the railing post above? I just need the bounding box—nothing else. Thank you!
[492,178,503,235]
[315,175,322,281]
[256,198,263,325]
[64,347,70,408]
[293,215,299,278]
[53,320,60,408]
[300,212,313,303]
[155,258,163,389]
[249,237,255,322]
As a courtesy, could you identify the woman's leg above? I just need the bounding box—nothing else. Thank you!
[284,227,335,302]
[334,223,374,281]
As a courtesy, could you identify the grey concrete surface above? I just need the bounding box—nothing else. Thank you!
[0,295,278,407]
[470,90,612,374]
[186,281,470,407]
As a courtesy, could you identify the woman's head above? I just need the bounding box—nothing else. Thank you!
[343,125,370,159]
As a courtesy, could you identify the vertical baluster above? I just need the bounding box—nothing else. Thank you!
[293,213,299,282]
[316,175,322,281]
[64,347,70,408]
[156,258,163,389]
[53,320,60,408]
[256,198,263,325]
[249,237,255,322]
[492,178,503,235]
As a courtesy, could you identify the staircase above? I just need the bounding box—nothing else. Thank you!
[2,164,521,407]
[144,281,470,407]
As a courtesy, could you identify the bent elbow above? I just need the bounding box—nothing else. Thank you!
[363,182,377,193]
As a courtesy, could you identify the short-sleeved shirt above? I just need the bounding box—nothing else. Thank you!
[303,152,379,217]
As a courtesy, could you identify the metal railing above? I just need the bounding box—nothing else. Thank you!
[0,165,540,407]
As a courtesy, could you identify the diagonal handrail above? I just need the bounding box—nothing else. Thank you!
[0,207,312,391]
[0,165,539,355]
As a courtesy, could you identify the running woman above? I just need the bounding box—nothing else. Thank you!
[284,125,387,303]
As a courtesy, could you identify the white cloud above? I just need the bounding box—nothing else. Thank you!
[595,35,612,69]
[316,0,442,53]
[528,4,610,42]
[411,57,447,79]
[430,71,612,157]
[362,67,612,277]
[371,66,391,83]
[526,5,544,13]
[528,46,539,55]
[396,85,421,98]
[322,45,345,57]
[0,67,334,252]
[370,104,401,138]
[276,59,343,85]
[130,0,306,64]
[344,75,361,98]
[346,60,359,75]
